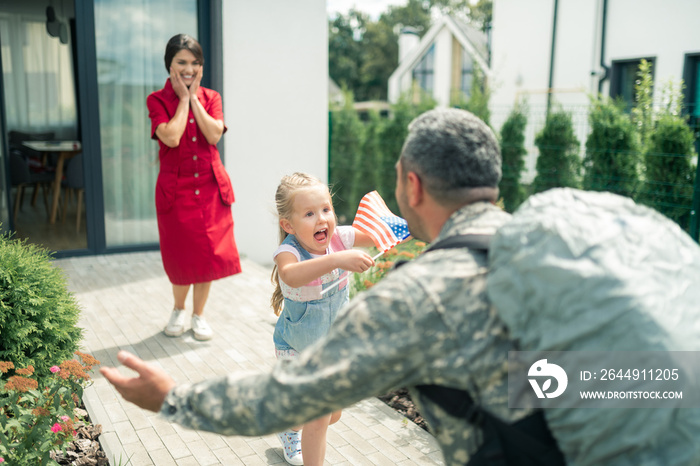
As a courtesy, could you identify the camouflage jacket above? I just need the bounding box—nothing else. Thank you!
[161,202,530,465]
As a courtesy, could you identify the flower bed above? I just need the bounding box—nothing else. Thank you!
[0,351,103,464]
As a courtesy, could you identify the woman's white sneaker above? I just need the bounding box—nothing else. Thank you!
[191,314,213,341]
[164,308,187,337]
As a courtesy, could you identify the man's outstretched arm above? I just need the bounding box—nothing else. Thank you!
[100,350,176,412]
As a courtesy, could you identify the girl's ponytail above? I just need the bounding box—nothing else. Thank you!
[270,222,288,316]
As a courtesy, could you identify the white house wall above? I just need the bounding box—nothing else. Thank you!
[490,0,700,182]
[604,0,700,93]
[433,26,455,107]
[222,0,328,265]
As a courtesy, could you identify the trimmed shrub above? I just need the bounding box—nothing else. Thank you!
[499,103,528,212]
[632,59,655,154]
[376,93,435,215]
[641,112,696,230]
[0,234,82,384]
[352,109,384,208]
[583,96,641,198]
[532,109,581,193]
[330,91,364,222]
[453,64,491,126]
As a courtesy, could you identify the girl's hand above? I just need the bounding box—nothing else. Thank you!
[334,250,375,273]
[189,66,203,99]
[170,67,190,101]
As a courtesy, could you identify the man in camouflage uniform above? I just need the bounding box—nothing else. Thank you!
[102,108,528,465]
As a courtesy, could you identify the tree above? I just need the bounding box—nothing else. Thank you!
[376,91,436,215]
[328,0,435,102]
[640,80,696,230]
[451,64,491,125]
[499,103,528,212]
[328,10,368,100]
[631,59,654,154]
[352,110,384,208]
[583,96,640,198]
[358,20,398,101]
[431,0,492,31]
[329,90,364,222]
[532,109,581,193]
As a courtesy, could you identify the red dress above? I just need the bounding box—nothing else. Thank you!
[147,79,241,285]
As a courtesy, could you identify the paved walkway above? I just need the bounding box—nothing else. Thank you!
[55,251,444,465]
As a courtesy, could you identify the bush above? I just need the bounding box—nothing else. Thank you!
[641,112,696,230]
[0,352,99,464]
[451,64,491,126]
[583,96,641,198]
[376,93,435,215]
[499,103,528,212]
[532,109,581,193]
[632,59,655,154]
[352,110,384,208]
[330,91,365,222]
[0,234,82,382]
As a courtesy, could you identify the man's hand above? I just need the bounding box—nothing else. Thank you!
[100,351,176,412]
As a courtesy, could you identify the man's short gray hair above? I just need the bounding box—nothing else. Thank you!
[400,108,501,204]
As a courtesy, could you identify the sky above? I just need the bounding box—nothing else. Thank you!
[327,0,409,19]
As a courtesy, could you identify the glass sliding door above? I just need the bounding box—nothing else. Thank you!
[0,0,84,251]
[93,0,197,247]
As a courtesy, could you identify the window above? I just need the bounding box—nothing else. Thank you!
[609,57,655,111]
[412,44,435,94]
[0,15,78,137]
[460,47,474,97]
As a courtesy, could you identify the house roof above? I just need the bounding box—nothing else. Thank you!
[390,14,491,83]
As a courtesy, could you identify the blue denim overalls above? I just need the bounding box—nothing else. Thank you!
[273,233,350,352]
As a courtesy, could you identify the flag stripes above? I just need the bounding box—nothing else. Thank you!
[352,191,410,252]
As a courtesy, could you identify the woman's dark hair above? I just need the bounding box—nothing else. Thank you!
[164,34,204,72]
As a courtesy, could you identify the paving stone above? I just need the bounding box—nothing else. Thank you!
[55,251,443,465]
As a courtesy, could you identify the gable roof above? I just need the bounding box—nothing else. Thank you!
[390,14,491,82]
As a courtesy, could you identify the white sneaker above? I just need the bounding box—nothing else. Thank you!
[191,314,213,341]
[164,308,187,337]
[276,430,303,465]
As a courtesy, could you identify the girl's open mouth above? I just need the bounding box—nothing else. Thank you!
[314,229,328,242]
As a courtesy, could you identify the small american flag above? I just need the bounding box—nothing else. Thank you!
[352,191,410,252]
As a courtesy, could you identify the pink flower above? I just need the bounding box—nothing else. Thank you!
[51,423,62,433]
[50,366,60,373]
[0,457,4,462]
[60,415,70,422]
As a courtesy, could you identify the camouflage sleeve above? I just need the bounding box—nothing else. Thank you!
[160,268,456,435]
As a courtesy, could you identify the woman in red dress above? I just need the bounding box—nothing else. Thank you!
[147,34,241,341]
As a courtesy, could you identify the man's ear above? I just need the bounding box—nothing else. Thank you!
[280,219,295,235]
[406,171,423,208]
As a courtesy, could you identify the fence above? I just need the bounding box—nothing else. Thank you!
[329,103,700,241]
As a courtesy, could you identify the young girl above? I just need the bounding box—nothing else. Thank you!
[271,172,376,465]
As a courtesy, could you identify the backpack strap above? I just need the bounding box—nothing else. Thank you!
[409,233,566,466]
[393,234,491,271]
[426,233,492,254]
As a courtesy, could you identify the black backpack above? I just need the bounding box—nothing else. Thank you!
[397,234,567,466]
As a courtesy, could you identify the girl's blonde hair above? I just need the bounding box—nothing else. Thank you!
[270,172,330,315]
